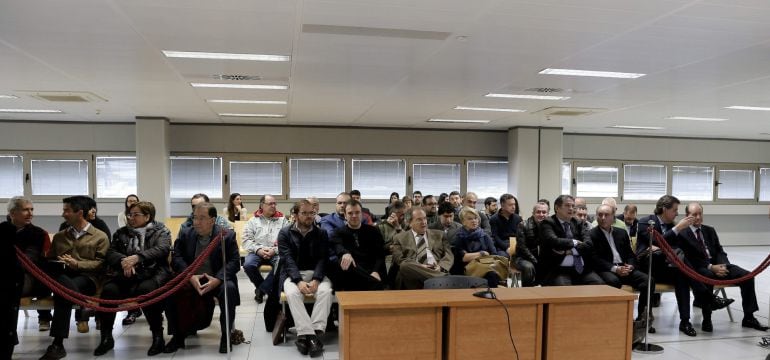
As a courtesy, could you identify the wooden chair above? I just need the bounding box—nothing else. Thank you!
[164,217,187,246]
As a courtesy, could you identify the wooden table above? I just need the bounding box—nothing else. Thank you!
[336,286,635,360]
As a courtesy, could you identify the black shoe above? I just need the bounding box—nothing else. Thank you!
[148,334,165,356]
[307,335,324,357]
[39,344,66,360]
[743,317,770,331]
[163,336,186,353]
[648,326,656,334]
[255,289,264,303]
[651,293,661,308]
[712,297,735,310]
[702,318,713,332]
[679,321,697,337]
[122,309,141,325]
[295,335,309,355]
[93,336,114,356]
[218,336,232,354]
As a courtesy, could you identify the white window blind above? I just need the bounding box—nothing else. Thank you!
[31,159,89,196]
[717,169,755,200]
[289,158,344,198]
[352,159,405,199]
[0,155,23,198]
[230,161,283,196]
[760,168,770,201]
[561,162,571,195]
[96,157,136,198]
[170,157,222,199]
[467,160,507,200]
[623,164,667,200]
[672,165,713,201]
[412,163,460,196]
[576,166,618,198]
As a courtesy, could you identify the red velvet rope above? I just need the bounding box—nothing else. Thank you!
[15,230,225,312]
[650,228,770,286]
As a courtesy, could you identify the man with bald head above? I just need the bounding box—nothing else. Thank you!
[591,198,627,230]
[677,203,767,332]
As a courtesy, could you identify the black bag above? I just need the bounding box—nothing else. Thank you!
[271,310,286,345]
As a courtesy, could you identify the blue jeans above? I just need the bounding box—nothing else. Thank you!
[243,252,278,291]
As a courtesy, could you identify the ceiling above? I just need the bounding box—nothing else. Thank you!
[2,0,770,139]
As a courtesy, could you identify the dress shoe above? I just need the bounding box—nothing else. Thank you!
[702,318,713,332]
[255,289,264,304]
[679,321,697,337]
[122,309,141,325]
[307,335,324,358]
[39,344,66,360]
[147,333,165,356]
[651,293,661,308]
[162,336,186,353]
[295,335,309,355]
[742,317,770,331]
[38,319,51,332]
[93,336,115,356]
[76,320,89,333]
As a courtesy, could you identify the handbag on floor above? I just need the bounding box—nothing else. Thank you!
[271,310,287,345]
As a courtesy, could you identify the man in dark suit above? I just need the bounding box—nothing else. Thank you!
[678,203,768,332]
[391,208,454,289]
[490,193,537,286]
[429,202,462,245]
[591,204,655,324]
[329,199,386,291]
[538,195,603,286]
[164,202,240,354]
[636,195,714,337]
[617,204,639,238]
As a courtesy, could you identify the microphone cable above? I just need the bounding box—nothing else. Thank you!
[487,290,520,360]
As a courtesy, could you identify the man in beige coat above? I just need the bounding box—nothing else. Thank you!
[391,208,453,289]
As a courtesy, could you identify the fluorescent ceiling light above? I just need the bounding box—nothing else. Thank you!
[163,50,290,62]
[428,118,490,124]
[665,116,728,122]
[0,95,19,99]
[207,99,287,105]
[219,113,285,118]
[191,83,288,90]
[0,108,62,113]
[539,68,645,79]
[725,105,770,111]
[485,93,570,100]
[454,106,525,113]
[609,125,663,130]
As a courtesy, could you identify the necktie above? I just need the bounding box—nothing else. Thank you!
[695,228,709,259]
[416,235,428,263]
[562,222,574,239]
[562,222,583,273]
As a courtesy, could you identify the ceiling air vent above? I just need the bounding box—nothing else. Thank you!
[533,107,605,117]
[212,74,262,81]
[524,87,570,93]
[23,91,107,103]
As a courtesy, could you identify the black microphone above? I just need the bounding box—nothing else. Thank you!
[473,286,496,299]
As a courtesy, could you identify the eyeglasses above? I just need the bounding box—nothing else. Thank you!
[298,211,316,216]
[193,216,213,222]
[126,212,146,218]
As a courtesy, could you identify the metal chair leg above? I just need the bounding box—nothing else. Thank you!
[718,288,734,322]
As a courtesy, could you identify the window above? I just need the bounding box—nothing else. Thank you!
[575,165,618,198]
[230,161,283,196]
[561,162,571,195]
[96,157,136,198]
[412,163,461,196]
[352,159,406,199]
[289,158,344,198]
[717,169,755,200]
[672,165,713,201]
[760,168,770,202]
[623,164,667,200]
[170,157,222,199]
[467,160,507,200]
[31,159,89,196]
[0,155,23,198]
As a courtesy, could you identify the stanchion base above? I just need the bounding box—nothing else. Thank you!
[633,343,664,354]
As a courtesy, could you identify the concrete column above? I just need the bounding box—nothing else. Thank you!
[507,127,563,209]
[135,117,170,220]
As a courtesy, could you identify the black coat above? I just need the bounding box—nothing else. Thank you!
[1,221,22,354]
[589,226,638,273]
[677,225,729,273]
[277,224,329,291]
[330,224,386,279]
[538,214,594,272]
[106,221,172,285]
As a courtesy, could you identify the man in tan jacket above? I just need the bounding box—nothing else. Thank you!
[391,208,453,289]
[40,196,109,360]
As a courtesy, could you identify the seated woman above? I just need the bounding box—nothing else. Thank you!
[454,207,508,288]
[383,191,400,218]
[117,194,143,325]
[95,201,172,357]
[223,193,247,222]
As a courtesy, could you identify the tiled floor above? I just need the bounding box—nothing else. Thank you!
[13,246,770,360]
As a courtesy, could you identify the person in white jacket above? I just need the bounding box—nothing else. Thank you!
[242,194,287,303]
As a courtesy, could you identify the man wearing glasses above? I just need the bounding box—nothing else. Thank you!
[320,192,369,238]
[243,194,287,303]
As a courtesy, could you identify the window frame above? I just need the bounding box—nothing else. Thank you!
[288,156,346,200]
[27,153,93,201]
[350,157,407,200]
[572,160,620,201]
[223,154,287,201]
[168,154,224,201]
[465,159,509,201]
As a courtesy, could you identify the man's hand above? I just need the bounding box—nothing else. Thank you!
[387,213,401,228]
[58,254,78,269]
[712,264,729,277]
[615,265,632,277]
[190,274,204,295]
[199,273,222,295]
[674,216,696,232]
[298,280,311,295]
[340,253,356,270]
[370,272,381,281]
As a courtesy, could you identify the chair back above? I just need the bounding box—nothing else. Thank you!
[232,220,248,257]
[507,236,517,257]
[423,275,488,289]
[164,217,187,245]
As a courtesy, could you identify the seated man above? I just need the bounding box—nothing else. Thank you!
[378,200,408,251]
[179,193,233,235]
[618,204,639,238]
[3,197,52,332]
[278,200,333,357]
[490,194,537,286]
[538,195,603,286]
[391,208,453,289]
[678,203,768,332]
[330,199,386,291]
[483,197,498,216]
[242,194,287,303]
[1,219,22,359]
[164,203,240,354]
[41,196,109,360]
[320,192,352,238]
[429,202,461,245]
[591,204,655,327]
[454,192,491,233]
[349,190,374,225]
[421,195,439,226]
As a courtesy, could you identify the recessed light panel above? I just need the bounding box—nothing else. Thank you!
[539,68,645,79]
[665,116,728,122]
[191,83,288,90]
[485,93,570,100]
[163,51,290,62]
[207,100,287,104]
[428,119,490,124]
[609,125,663,130]
[219,113,285,118]
[0,95,19,99]
[0,108,62,113]
[454,106,525,113]
[725,106,770,111]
